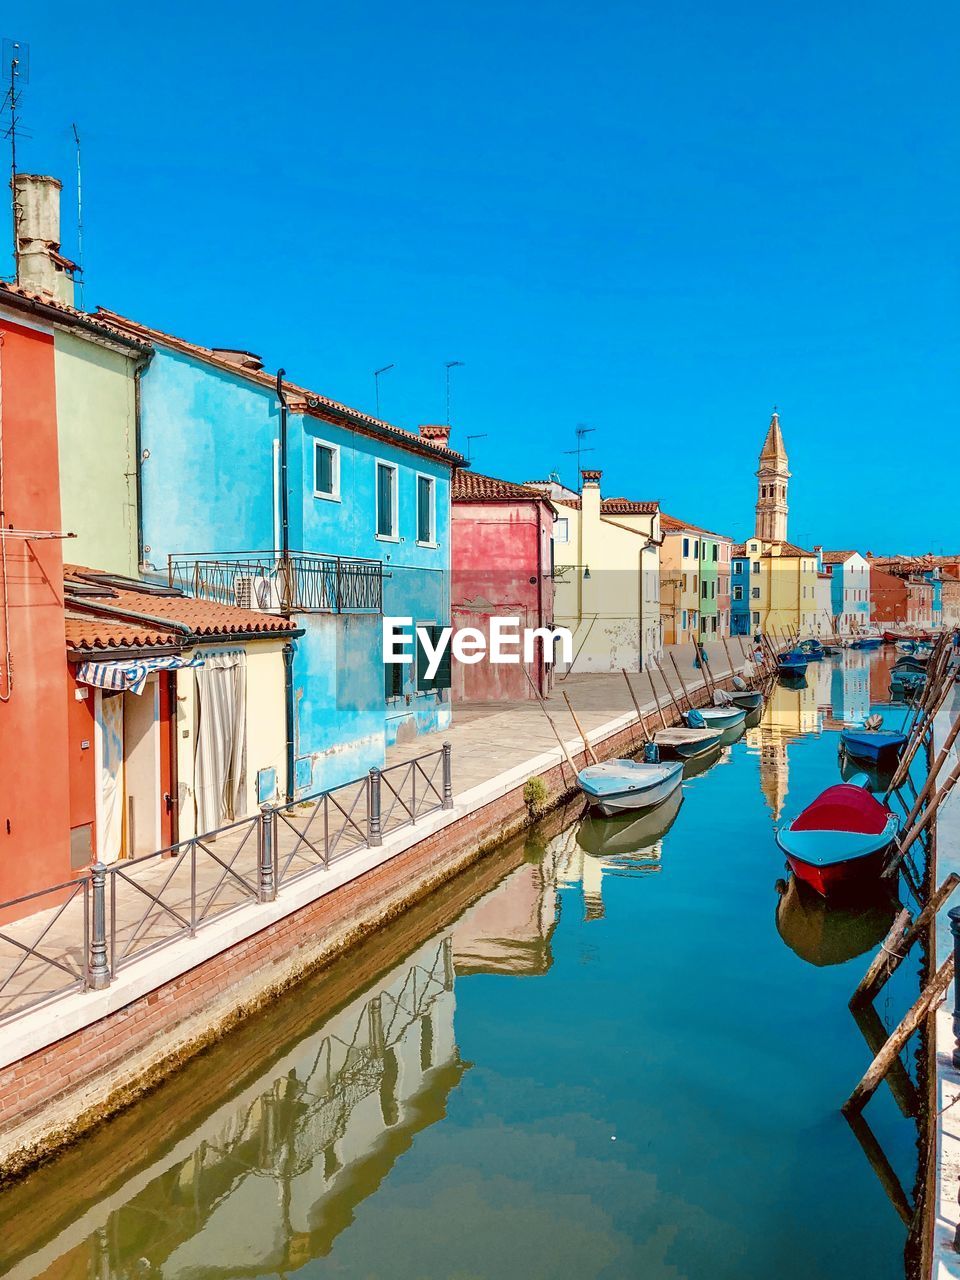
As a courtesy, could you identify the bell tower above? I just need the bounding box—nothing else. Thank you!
[755,408,789,543]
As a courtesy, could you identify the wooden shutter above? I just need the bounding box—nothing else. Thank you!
[417,476,432,542]
[316,445,333,494]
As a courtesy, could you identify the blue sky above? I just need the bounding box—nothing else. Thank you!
[7,2,957,552]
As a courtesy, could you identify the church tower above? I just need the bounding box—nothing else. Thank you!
[755,409,790,543]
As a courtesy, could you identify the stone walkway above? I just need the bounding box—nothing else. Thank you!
[0,641,750,1029]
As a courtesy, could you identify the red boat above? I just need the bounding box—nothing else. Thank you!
[776,783,900,897]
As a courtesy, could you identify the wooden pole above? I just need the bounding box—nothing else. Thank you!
[721,634,738,685]
[898,708,960,830]
[884,757,960,878]
[562,691,598,765]
[622,669,650,742]
[647,667,669,730]
[886,670,956,796]
[522,668,579,776]
[842,952,954,1116]
[850,875,960,1008]
[844,1112,913,1227]
[691,633,715,693]
[668,650,694,710]
[850,997,922,1118]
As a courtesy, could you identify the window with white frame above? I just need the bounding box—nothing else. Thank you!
[733,585,743,601]
[313,441,340,500]
[376,461,398,538]
[555,517,569,543]
[416,474,436,544]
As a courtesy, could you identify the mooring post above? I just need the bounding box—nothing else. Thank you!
[950,905,960,1068]
[258,804,277,902]
[368,767,383,846]
[442,742,454,809]
[88,862,111,991]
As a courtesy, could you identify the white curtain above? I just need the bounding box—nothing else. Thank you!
[194,650,247,835]
[98,692,124,863]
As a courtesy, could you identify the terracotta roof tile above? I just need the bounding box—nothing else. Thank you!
[0,282,151,350]
[660,511,732,540]
[765,540,816,558]
[452,469,555,505]
[552,496,660,514]
[65,614,181,653]
[93,309,465,466]
[820,550,860,565]
[63,566,298,649]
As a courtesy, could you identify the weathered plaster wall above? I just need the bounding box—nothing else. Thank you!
[54,332,141,577]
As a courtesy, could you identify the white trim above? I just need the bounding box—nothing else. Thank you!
[312,438,341,502]
[93,690,104,861]
[375,459,399,540]
[415,471,437,546]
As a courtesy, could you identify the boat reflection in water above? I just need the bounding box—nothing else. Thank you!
[576,786,683,860]
[838,748,897,796]
[775,874,898,967]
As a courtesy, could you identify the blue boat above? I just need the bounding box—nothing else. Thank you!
[798,639,825,661]
[850,635,882,650]
[840,728,907,767]
[577,757,684,818]
[777,650,808,676]
[729,689,764,711]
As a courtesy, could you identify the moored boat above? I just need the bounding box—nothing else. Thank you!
[840,727,907,767]
[775,782,899,897]
[798,639,825,661]
[654,726,724,759]
[577,756,684,817]
[729,688,764,710]
[777,650,808,677]
[685,705,747,731]
[576,786,684,858]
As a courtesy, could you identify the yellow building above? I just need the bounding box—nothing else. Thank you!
[527,471,662,672]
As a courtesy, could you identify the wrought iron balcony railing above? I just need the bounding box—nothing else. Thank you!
[168,551,383,614]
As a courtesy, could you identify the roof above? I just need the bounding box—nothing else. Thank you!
[759,410,788,466]
[660,512,732,541]
[452,469,556,510]
[0,281,152,353]
[552,495,659,515]
[93,308,465,467]
[65,614,181,654]
[766,540,816,558]
[63,566,298,654]
[820,550,860,565]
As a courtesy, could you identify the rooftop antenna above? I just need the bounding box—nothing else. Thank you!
[71,122,83,308]
[373,363,394,418]
[444,360,464,427]
[466,433,487,464]
[563,423,596,487]
[1,38,29,284]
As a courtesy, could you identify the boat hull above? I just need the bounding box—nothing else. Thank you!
[729,690,763,710]
[784,847,888,898]
[776,787,899,898]
[577,759,684,817]
[696,706,747,730]
[840,730,907,766]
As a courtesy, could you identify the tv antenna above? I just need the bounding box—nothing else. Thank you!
[1,39,29,284]
[72,122,84,307]
[563,423,596,486]
[444,360,464,427]
[466,433,487,464]
[373,363,394,418]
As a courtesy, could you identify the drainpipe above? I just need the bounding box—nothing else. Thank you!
[283,641,295,803]
[276,370,296,803]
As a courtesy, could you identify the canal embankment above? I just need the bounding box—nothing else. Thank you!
[928,677,960,1278]
[0,640,756,1181]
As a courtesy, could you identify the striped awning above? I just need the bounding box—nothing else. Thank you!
[77,654,202,696]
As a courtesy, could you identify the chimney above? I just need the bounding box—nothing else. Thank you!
[211,348,264,372]
[419,424,451,449]
[13,174,77,307]
[579,469,602,573]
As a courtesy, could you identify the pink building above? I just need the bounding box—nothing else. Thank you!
[451,471,556,701]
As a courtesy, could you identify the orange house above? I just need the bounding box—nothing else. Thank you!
[0,308,72,902]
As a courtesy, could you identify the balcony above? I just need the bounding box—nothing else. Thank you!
[168,551,383,614]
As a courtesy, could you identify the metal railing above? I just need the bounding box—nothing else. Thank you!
[0,745,453,1024]
[167,551,383,614]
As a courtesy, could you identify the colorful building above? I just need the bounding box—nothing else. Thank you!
[659,514,733,643]
[819,550,871,635]
[731,548,750,636]
[450,470,556,701]
[868,557,936,629]
[525,471,662,673]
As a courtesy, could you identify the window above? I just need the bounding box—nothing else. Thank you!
[682,610,687,629]
[384,623,405,699]
[376,462,398,539]
[733,559,742,575]
[313,441,339,500]
[752,561,760,574]
[416,624,452,692]
[416,474,436,544]
[733,585,743,601]
[752,611,760,626]
[751,586,760,599]
[701,580,708,598]
[693,540,700,559]
[712,544,718,562]
[682,537,689,558]
[555,517,569,543]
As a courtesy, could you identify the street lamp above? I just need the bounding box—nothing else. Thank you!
[445,360,464,427]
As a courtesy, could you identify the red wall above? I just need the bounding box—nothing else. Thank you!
[870,567,907,624]
[451,499,554,701]
[0,314,71,902]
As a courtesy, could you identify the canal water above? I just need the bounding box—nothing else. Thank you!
[0,649,929,1280]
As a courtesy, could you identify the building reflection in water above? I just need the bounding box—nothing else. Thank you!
[10,856,566,1280]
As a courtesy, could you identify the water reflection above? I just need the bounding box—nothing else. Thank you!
[775,875,898,967]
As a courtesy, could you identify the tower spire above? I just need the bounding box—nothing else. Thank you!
[755,408,790,542]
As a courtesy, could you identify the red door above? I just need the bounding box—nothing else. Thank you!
[158,673,178,847]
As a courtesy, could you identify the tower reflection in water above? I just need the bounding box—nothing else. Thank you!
[7,855,565,1280]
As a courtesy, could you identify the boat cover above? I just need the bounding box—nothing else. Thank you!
[792,784,888,835]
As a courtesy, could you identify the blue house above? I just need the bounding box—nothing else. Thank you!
[100,311,461,797]
[730,545,750,635]
[821,551,871,634]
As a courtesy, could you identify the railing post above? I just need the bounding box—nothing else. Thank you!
[950,906,960,1067]
[442,742,453,809]
[368,767,383,846]
[88,863,111,991]
[259,804,277,902]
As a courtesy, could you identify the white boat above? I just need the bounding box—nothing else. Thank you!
[576,757,684,818]
[686,706,747,731]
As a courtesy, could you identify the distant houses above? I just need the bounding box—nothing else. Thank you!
[659,515,734,644]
